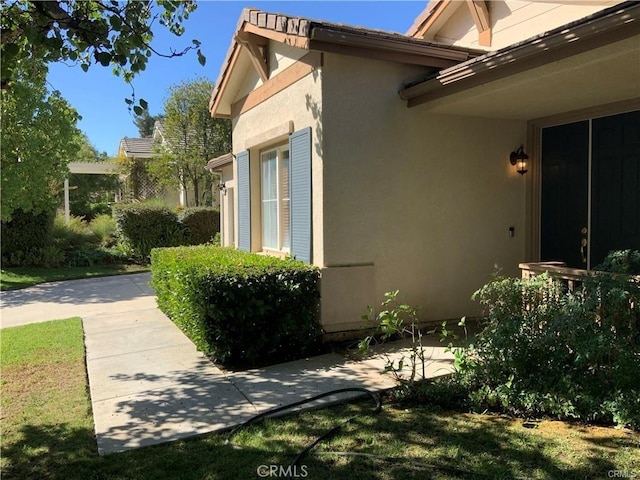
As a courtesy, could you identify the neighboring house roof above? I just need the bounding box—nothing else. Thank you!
[119,121,166,159]
[399,1,640,109]
[206,152,234,172]
[210,7,482,117]
[119,137,155,159]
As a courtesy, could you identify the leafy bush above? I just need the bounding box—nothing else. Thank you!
[178,207,220,245]
[151,245,321,368]
[1,209,55,266]
[113,204,185,261]
[89,214,117,247]
[451,272,640,429]
[596,249,640,275]
[52,212,100,250]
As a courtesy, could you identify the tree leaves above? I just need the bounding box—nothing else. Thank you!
[0,0,202,92]
[146,78,231,207]
[1,64,81,220]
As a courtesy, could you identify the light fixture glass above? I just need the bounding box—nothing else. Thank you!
[510,145,529,175]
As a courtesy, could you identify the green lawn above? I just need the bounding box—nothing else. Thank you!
[1,319,638,480]
[0,264,149,291]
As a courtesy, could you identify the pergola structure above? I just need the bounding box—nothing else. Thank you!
[65,161,120,223]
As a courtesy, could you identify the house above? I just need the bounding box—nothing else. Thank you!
[208,1,640,338]
[118,121,218,207]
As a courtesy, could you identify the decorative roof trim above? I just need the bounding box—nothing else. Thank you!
[209,7,481,118]
[399,2,640,108]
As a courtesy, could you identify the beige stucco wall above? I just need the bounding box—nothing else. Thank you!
[320,52,527,330]
[430,0,621,50]
[219,164,235,247]
[230,60,324,265]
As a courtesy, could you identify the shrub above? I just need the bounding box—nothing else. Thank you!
[178,207,220,245]
[451,272,640,429]
[89,214,117,247]
[151,245,322,368]
[596,249,640,275]
[113,204,185,261]
[52,212,100,250]
[1,209,55,266]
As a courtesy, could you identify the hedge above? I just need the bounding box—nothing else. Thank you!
[179,207,220,245]
[113,204,184,260]
[151,245,322,368]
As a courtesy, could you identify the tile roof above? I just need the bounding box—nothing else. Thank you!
[119,137,155,158]
[210,7,482,116]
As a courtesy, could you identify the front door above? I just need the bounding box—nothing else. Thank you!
[541,110,640,269]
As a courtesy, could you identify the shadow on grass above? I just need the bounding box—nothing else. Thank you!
[2,404,633,480]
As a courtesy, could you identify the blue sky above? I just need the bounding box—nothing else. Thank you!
[46,1,427,157]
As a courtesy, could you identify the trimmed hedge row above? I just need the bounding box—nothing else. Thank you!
[113,204,219,261]
[151,245,322,368]
[179,207,220,245]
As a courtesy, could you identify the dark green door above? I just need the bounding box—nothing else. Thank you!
[541,111,640,269]
[591,110,640,268]
[541,121,589,268]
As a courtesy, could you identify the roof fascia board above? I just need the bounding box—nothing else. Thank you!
[310,40,458,69]
[243,22,310,49]
[408,0,453,38]
[310,26,474,63]
[400,3,640,106]
[209,43,241,118]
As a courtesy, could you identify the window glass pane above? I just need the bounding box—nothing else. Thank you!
[280,149,290,249]
[261,151,277,249]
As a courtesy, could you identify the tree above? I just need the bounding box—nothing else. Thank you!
[1,63,81,221]
[150,78,231,207]
[134,110,164,138]
[0,1,205,112]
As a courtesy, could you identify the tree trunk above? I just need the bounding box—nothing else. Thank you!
[192,178,200,207]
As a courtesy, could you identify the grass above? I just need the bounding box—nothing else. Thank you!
[0,264,149,291]
[1,319,638,480]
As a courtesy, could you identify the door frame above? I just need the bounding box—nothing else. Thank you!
[525,98,640,264]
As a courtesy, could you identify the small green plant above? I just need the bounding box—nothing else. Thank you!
[52,212,100,250]
[89,214,117,247]
[358,291,432,386]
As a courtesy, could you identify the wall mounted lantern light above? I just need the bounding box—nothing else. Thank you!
[218,182,227,195]
[510,145,529,175]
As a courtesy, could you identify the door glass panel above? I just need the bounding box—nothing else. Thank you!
[591,110,640,268]
[541,121,589,268]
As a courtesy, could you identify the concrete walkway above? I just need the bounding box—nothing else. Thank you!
[0,273,455,455]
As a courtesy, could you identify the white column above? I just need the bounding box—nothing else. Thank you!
[64,178,70,224]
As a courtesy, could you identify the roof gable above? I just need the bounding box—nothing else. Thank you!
[408,0,624,51]
[209,7,480,118]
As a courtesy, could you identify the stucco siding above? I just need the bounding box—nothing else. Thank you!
[269,40,309,77]
[431,0,621,50]
[321,52,527,326]
[231,67,324,265]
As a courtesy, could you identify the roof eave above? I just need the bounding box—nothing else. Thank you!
[399,2,640,107]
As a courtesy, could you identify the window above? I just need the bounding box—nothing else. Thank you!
[261,146,290,251]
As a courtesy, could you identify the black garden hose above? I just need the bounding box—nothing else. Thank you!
[226,387,382,478]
